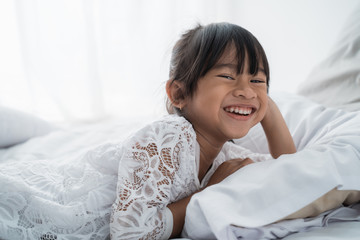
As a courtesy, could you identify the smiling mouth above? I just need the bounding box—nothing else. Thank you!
[224,106,254,116]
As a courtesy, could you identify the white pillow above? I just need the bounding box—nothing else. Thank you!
[183,92,360,239]
[297,4,360,111]
[0,106,56,148]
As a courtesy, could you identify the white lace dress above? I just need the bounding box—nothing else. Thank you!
[110,114,271,239]
[0,114,270,240]
[0,142,120,240]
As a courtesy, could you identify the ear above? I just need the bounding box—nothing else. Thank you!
[166,80,187,109]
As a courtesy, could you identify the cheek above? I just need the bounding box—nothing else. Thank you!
[197,87,222,106]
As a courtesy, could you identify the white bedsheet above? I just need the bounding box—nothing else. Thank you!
[182,92,360,239]
[0,117,151,240]
[1,92,360,240]
[176,221,360,240]
[227,203,360,239]
[283,221,360,240]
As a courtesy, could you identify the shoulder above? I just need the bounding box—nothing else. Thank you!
[148,114,193,132]
[118,114,198,189]
[126,114,195,144]
[119,115,197,164]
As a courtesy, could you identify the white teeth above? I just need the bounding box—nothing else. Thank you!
[225,107,252,115]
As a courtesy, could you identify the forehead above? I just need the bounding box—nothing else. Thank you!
[216,43,237,64]
[214,43,264,72]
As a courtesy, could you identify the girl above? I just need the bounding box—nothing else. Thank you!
[110,22,296,239]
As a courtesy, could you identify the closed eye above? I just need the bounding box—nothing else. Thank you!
[218,75,235,80]
[250,79,266,83]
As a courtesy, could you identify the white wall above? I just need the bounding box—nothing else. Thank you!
[171,0,359,94]
[233,0,359,93]
[0,0,358,122]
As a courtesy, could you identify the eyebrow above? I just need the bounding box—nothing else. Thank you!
[213,63,237,70]
[213,63,266,75]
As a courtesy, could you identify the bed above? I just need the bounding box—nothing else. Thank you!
[0,112,144,239]
[1,4,360,240]
[1,89,360,240]
[182,92,360,239]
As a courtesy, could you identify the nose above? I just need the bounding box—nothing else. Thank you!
[233,82,257,99]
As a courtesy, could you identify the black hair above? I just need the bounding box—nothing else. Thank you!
[167,22,270,114]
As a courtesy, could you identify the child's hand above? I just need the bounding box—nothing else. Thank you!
[261,96,296,158]
[206,158,254,186]
[261,96,279,127]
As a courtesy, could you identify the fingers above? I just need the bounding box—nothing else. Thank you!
[226,158,254,171]
[206,158,255,186]
[238,158,254,168]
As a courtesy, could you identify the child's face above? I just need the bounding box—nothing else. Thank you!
[184,45,268,144]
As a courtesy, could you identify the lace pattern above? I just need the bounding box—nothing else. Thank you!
[0,115,271,240]
[0,143,120,240]
[110,115,273,239]
[110,115,198,239]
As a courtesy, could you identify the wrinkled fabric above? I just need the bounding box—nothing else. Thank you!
[183,93,360,240]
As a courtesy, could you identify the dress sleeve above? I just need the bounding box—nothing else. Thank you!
[223,141,273,163]
[110,118,194,240]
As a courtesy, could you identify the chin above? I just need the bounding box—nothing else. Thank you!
[228,130,249,140]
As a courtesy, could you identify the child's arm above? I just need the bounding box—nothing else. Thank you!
[261,97,296,158]
[167,191,199,238]
[168,157,254,238]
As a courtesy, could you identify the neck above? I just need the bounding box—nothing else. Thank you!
[195,128,225,182]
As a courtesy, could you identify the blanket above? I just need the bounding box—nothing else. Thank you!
[0,118,147,239]
[1,92,360,239]
[182,92,360,239]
